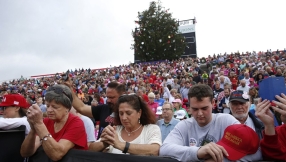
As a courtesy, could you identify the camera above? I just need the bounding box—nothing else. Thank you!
[61,72,70,81]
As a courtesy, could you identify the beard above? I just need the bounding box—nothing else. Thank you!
[107,102,115,111]
[232,112,248,120]
[230,104,250,122]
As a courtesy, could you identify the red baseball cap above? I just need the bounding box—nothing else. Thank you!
[0,94,29,109]
[217,124,259,161]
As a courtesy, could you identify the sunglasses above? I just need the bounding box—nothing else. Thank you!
[119,93,142,103]
[47,86,70,100]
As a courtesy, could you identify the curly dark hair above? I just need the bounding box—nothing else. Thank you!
[255,73,264,84]
[114,94,156,125]
[188,84,213,102]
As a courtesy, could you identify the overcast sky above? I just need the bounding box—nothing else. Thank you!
[0,0,285,82]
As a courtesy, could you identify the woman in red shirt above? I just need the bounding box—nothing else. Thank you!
[21,84,87,161]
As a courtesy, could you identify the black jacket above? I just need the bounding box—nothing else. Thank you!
[248,112,264,140]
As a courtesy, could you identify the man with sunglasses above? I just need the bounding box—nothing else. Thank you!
[67,81,125,140]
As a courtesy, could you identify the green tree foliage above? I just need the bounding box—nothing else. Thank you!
[131,1,186,62]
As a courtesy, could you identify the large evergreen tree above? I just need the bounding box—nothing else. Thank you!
[131,1,186,62]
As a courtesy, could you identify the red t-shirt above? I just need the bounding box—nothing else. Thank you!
[43,113,88,150]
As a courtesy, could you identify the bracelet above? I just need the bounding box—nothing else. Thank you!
[122,142,130,154]
[40,134,52,143]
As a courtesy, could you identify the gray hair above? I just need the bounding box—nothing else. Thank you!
[162,101,173,109]
[45,84,73,110]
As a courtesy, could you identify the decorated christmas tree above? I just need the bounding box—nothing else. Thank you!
[131,1,186,62]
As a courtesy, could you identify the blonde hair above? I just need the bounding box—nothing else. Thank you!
[170,89,177,94]
[148,92,155,98]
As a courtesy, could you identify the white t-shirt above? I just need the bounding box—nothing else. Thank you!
[237,85,250,93]
[108,124,162,154]
[0,117,31,135]
[80,115,96,143]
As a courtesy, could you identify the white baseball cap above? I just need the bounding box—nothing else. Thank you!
[176,110,186,119]
[156,106,162,115]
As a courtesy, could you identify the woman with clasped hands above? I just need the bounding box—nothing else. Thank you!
[89,94,162,155]
[20,85,88,161]
[255,94,286,161]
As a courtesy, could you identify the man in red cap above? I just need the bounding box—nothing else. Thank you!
[0,94,31,135]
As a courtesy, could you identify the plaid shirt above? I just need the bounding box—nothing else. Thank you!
[217,89,234,103]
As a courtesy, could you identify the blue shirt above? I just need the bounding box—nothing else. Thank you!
[154,98,165,106]
[156,118,180,142]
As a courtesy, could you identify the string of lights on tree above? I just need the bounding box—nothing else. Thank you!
[131,0,187,62]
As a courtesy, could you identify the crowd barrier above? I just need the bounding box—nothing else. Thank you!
[0,125,26,162]
[28,147,179,162]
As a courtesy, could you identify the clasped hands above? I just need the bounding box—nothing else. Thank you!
[100,125,123,149]
[26,104,44,130]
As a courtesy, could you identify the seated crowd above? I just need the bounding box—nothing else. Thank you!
[0,49,286,161]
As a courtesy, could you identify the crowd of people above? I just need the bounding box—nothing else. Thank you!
[0,49,286,161]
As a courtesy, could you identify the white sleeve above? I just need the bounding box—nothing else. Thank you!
[0,117,31,135]
[144,124,162,146]
[0,118,28,129]
[164,87,171,98]
[81,116,96,142]
[160,121,200,161]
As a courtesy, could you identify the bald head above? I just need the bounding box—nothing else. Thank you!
[244,72,249,78]
[219,76,225,82]
[240,80,246,87]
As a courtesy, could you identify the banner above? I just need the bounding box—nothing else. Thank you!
[178,24,195,34]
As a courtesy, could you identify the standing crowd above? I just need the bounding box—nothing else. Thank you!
[0,49,286,161]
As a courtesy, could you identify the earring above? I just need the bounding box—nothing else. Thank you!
[138,118,140,124]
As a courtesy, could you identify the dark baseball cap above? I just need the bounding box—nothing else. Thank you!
[229,90,249,103]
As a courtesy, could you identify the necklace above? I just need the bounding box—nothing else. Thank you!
[124,125,142,136]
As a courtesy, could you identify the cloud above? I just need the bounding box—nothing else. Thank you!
[0,0,285,82]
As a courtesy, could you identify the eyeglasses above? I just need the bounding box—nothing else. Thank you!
[162,108,172,111]
[47,86,70,100]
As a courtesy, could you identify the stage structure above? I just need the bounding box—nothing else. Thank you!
[178,18,197,58]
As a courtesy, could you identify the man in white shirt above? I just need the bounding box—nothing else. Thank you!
[237,80,250,93]
[243,72,251,85]
[228,90,263,161]
[160,84,240,161]
[218,88,231,113]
